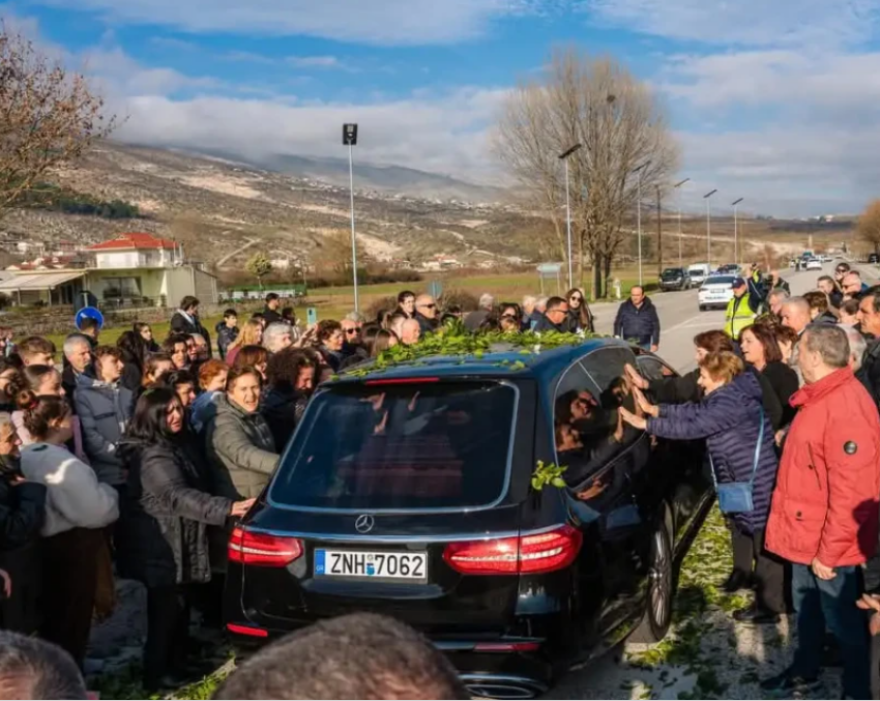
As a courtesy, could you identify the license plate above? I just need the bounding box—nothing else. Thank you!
[314,550,428,581]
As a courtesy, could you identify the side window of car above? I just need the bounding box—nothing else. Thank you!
[636,356,675,382]
[553,346,642,489]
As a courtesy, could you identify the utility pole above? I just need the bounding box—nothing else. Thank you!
[343,123,360,312]
[656,185,663,280]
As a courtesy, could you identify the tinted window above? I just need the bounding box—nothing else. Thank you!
[554,347,643,488]
[269,380,516,510]
[661,269,684,280]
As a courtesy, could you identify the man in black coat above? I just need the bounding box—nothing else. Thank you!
[262,293,284,325]
[533,297,569,333]
[857,290,880,406]
[170,296,212,358]
[0,418,46,634]
[613,286,660,351]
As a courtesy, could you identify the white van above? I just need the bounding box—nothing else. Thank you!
[687,263,711,286]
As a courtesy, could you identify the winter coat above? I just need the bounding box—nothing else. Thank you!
[262,307,283,325]
[857,339,880,410]
[205,394,279,500]
[533,314,566,334]
[415,313,437,336]
[0,458,45,634]
[646,372,779,534]
[614,298,660,347]
[117,438,232,588]
[766,367,880,567]
[760,361,799,427]
[74,374,134,486]
[170,311,212,358]
[320,347,344,373]
[649,366,785,430]
[215,322,239,359]
[262,387,309,450]
[119,352,143,393]
[464,310,490,332]
[191,390,221,434]
[20,443,118,537]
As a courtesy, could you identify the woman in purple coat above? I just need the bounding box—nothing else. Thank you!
[620,351,784,624]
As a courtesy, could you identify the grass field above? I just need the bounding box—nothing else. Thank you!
[305,268,658,321]
[27,268,657,348]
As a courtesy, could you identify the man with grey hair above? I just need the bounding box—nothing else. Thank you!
[263,322,294,354]
[841,325,868,372]
[762,323,880,700]
[61,334,92,401]
[0,631,87,699]
[344,311,365,328]
[464,293,495,332]
[767,288,790,318]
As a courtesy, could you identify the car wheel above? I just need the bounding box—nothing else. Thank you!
[631,525,673,644]
[699,305,706,311]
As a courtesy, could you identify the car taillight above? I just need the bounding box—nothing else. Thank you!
[443,525,582,576]
[228,527,303,567]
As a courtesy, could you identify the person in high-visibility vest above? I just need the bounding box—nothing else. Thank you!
[724,275,763,339]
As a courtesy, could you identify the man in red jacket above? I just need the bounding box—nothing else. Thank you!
[762,324,880,699]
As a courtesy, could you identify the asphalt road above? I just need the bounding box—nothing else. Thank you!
[590,263,841,373]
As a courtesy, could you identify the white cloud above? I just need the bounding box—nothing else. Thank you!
[83,46,220,96]
[583,0,880,47]
[286,56,342,69]
[23,0,561,45]
[109,87,510,182]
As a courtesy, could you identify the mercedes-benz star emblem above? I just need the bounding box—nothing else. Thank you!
[355,514,375,534]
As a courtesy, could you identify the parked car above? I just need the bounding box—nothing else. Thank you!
[869,253,879,264]
[687,263,711,286]
[715,263,741,275]
[698,275,735,311]
[223,339,714,698]
[805,258,823,271]
[659,267,691,292]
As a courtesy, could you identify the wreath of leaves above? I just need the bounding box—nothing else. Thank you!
[337,320,600,380]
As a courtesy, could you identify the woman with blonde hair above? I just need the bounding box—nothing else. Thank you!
[225,319,263,366]
[620,351,783,625]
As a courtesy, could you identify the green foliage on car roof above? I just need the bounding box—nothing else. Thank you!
[336,322,599,380]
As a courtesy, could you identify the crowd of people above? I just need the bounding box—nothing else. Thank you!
[3,261,880,698]
[0,286,605,697]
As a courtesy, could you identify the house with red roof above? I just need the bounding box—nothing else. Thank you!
[0,232,217,308]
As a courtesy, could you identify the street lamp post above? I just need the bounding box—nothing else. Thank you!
[674,178,690,268]
[633,162,651,286]
[732,198,744,266]
[559,144,583,290]
[343,123,360,312]
[703,189,718,270]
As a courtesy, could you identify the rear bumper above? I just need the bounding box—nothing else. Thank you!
[226,621,556,691]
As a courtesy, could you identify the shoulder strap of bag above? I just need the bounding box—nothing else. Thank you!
[748,406,765,487]
[707,406,764,489]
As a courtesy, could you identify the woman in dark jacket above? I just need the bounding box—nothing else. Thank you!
[262,348,317,449]
[116,330,148,393]
[621,351,784,624]
[740,324,799,427]
[0,412,46,635]
[625,329,784,430]
[565,288,594,333]
[118,388,253,691]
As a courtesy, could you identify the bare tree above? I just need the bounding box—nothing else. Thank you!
[858,199,880,255]
[494,48,679,298]
[0,25,116,213]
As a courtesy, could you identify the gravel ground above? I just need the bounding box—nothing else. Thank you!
[88,508,849,700]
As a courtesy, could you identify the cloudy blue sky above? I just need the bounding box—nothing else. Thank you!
[6,0,880,216]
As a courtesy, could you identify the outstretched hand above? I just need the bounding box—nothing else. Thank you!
[632,386,659,418]
[619,405,647,431]
[623,363,648,391]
